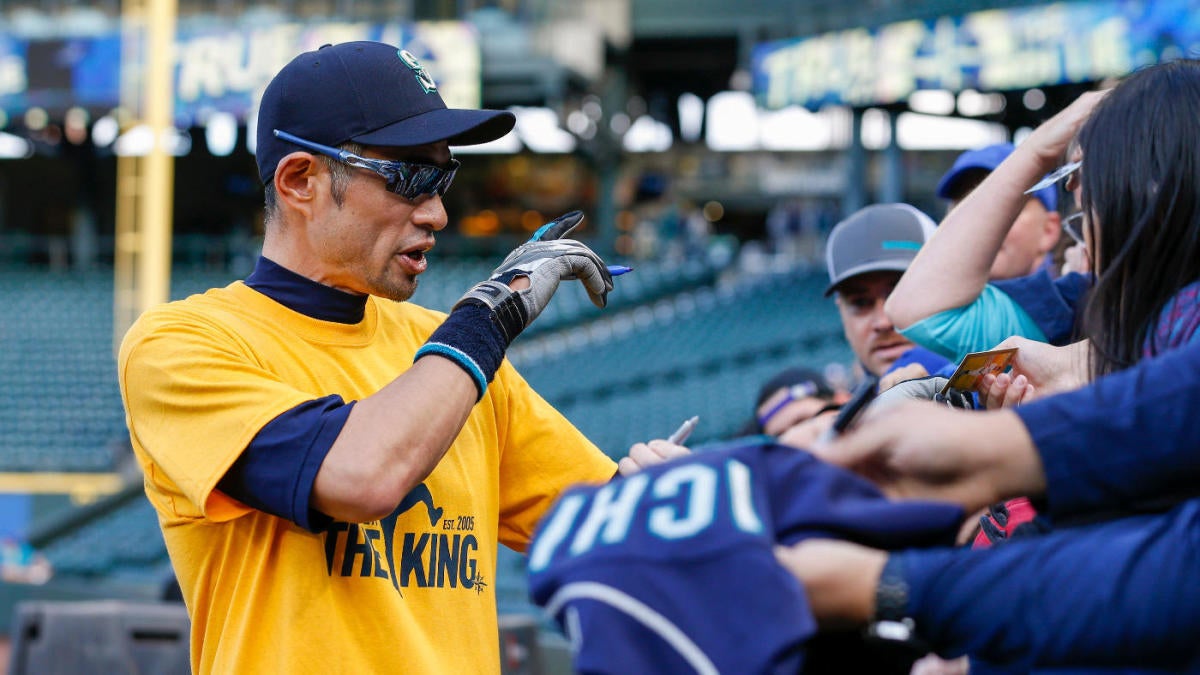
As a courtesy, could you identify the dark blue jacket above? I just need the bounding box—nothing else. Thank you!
[992,269,1090,346]
[899,342,1200,669]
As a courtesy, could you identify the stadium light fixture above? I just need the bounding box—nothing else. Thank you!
[506,106,576,153]
[896,112,1007,150]
[759,105,838,151]
[861,108,891,150]
[623,115,672,153]
[956,89,1006,116]
[24,107,48,131]
[205,111,237,157]
[512,106,576,153]
[908,89,956,116]
[0,131,32,158]
[677,92,704,143]
[64,107,89,145]
[705,90,758,151]
[1022,88,1047,111]
[114,124,191,157]
[92,115,119,147]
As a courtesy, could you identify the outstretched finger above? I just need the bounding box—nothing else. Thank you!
[530,211,585,241]
[576,263,611,308]
[559,245,612,308]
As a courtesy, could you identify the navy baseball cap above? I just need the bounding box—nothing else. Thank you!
[824,203,936,296]
[936,143,1057,212]
[256,41,516,185]
[754,367,836,408]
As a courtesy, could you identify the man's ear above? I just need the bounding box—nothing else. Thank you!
[1041,211,1063,253]
[273,151,323,215]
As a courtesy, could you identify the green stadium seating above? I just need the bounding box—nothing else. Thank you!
[13,261,852,615]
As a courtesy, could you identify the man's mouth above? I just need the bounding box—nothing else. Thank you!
[397,242,434,273]
[872,342,910,355]
[401,240,434,261]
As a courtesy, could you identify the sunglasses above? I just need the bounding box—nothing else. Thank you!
[1026,160,1082,195]
[273,129,459,201]
[756,381,840,430]
[1063,212,1088,246]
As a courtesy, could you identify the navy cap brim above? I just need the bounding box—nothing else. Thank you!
[824,259,911,296]
[353,107,515,148]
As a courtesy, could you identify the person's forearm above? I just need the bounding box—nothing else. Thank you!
[312,355,479,522]
[888,146,1052,329]
[899,501,1200,669]
[1016,342,1200,519]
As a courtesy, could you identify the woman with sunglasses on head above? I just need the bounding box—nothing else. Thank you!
[881,93,1104,384]
[775,60,1200,671]
[1071,60,1200,380]
[982,58,1200,407]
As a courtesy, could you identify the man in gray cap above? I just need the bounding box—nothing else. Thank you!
[824,203,939,377]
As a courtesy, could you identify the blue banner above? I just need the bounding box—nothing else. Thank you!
[753,0,1200,110]
[0,20,482,124]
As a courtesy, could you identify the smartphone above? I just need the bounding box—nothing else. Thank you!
[829,375,881,436]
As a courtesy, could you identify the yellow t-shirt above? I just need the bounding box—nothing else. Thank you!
[118,281,616,674]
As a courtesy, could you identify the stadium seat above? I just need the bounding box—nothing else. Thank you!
[8,600,190,675]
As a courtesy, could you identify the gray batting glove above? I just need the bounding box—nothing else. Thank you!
[870,376,975,414]
[454,211,613,344]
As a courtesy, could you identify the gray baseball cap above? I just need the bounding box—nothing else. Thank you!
[824,203,937,296]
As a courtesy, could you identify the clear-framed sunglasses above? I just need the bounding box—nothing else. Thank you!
[1026,160,1082,195]
[273,129,459,201]
[1062,212,1088,246]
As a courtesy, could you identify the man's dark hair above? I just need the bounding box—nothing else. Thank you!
[263,141,364,226]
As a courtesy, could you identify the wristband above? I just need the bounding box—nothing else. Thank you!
[414,303,508,401]
[865,554,928,650]
[454,282,529,344]
[873,554,910,622]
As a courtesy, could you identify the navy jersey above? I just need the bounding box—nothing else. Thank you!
[527,441,964,674]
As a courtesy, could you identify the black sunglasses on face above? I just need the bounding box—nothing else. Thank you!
[273,129,459,201]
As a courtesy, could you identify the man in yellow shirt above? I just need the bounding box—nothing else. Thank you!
[119,41,625,673]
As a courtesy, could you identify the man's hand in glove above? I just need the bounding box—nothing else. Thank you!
[869,376,975,416]
[415,211,612,400]
[456,210,613,344]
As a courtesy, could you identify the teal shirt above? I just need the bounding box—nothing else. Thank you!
[899,283,1047,363]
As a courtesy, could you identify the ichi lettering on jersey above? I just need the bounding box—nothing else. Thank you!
[527,460,763,572]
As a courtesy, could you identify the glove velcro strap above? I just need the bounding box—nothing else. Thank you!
[454,281,530,344]
[414,303,507,401]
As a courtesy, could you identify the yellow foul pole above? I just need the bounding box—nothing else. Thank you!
[113,0,177,355]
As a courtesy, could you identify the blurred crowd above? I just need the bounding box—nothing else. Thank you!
[535,58,1200,673]
[98,36,1200,675]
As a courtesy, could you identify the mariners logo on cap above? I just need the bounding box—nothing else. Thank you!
[397,49,437,94]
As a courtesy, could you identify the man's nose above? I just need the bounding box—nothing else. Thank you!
[413,194,448,231]
[869,298,895,331]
